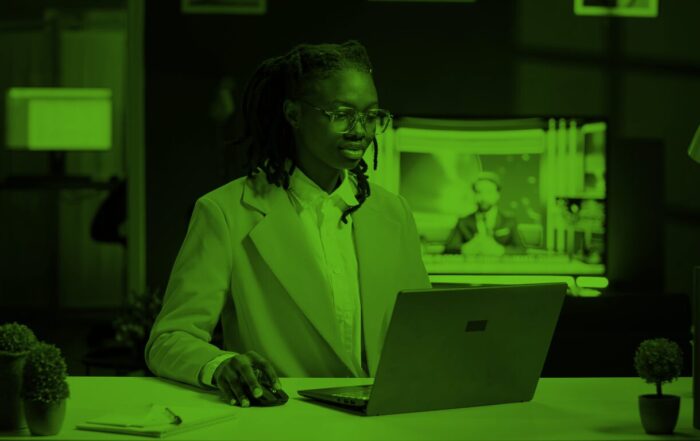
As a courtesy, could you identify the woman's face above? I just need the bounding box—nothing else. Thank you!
[284,68,379,192]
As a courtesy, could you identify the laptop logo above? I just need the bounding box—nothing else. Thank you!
[465,320,488,332]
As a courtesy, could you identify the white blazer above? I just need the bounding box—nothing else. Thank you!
[144,169,431,388]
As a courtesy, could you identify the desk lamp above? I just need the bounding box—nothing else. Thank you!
[4,87,112,186]
[690,124,700,429]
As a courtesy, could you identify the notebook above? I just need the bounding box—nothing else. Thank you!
[76,403,236,438]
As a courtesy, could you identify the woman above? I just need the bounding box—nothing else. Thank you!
[144,40,430,408]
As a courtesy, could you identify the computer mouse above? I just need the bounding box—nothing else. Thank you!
[249,383,289,407]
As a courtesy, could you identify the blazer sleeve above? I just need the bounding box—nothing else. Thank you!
[144,196,235,388]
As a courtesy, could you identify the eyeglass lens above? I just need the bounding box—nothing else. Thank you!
[331,110,390,134]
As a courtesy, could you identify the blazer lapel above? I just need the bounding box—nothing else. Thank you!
[243,174,354,373]
[353,200,401,377]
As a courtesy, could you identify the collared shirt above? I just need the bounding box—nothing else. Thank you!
[286,166,366,378]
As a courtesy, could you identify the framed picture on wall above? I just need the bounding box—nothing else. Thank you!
[181,0,266,15]
[573,0,658,17]
[368,0,475,2]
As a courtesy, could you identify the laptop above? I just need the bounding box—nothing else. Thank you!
[298,283,567,416]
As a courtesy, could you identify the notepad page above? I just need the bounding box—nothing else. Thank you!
[77,403,236,438]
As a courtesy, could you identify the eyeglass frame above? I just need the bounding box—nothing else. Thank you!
[297,99,393,135]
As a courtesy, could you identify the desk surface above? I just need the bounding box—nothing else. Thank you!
[2,377,697,440]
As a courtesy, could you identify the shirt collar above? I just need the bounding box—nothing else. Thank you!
[288,162,359,209]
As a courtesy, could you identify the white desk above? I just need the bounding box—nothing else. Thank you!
[1,377,697,440]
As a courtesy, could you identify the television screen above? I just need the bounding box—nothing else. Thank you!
[369,117,606,278]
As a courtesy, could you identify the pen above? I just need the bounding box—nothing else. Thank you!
[164,407,182,425]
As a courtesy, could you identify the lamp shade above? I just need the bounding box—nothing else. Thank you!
[690,124,700,164]
[5,87,112,151]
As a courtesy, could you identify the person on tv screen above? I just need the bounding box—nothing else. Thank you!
[443,171,518,255]
[144,40,430,408]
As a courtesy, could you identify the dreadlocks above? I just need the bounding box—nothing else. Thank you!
[233,40,379,224]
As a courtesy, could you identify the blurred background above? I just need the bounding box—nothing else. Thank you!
[1,0,698,379]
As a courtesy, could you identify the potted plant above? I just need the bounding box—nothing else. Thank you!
[20,342,70,436]
[634,338,684,435]
[81,288,163,376]
[0,322,38,432]
[113,287,163,361]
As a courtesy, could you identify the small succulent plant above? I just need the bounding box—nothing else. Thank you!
[634,338,683,397]
[0,322,38,354]
[20,342,70,404]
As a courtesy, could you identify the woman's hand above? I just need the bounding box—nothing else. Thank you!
[213,350,282,407]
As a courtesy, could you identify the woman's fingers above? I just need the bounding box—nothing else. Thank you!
[232,354,264,398]
[247,351,282,389]
[215,351,283,407]
[218,378,235,406]
[222,370,250,407]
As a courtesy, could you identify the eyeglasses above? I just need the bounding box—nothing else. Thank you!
[299,100,393,135]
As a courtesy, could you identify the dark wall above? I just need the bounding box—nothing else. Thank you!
[145,0,518,291]
[607,139,665,294]
[145,0,700,295]
[0,3,127,310]
[512,1,700,294]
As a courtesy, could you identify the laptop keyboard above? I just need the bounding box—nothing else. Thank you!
[331,385,372,400]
